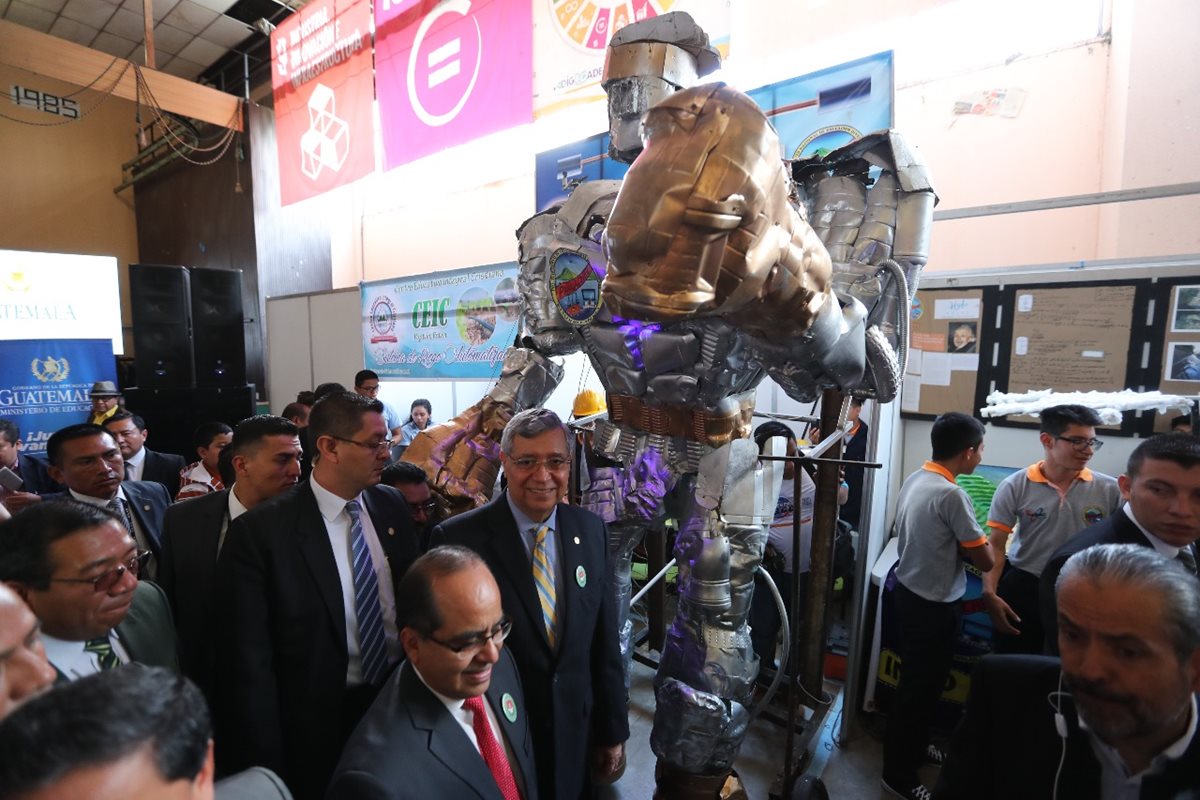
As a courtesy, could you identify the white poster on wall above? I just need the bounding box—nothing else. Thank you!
[0,249,123,354]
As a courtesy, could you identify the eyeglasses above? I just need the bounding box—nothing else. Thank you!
[508,456,570,472]
[330,436,391,453]
[50,550,150,593]
[413,500,439,515]
[1055,435,1103,452]
[425,617,512,656]
[357,384,380,394]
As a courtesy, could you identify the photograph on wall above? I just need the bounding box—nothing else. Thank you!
[361,263,521,379]
[1167,342,1200,382]
[947,321,977,353]
[1171,285,1200,332]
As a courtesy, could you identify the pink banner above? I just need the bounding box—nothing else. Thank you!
[375,0,533,170]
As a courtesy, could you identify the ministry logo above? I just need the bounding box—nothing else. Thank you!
[31,356,69,383]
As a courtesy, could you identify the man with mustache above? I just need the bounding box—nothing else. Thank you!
[934,544,1200,799]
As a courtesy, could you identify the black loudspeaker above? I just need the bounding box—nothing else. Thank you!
[122,385,256,458]
[130,264,194,388]
[190,267,246,387]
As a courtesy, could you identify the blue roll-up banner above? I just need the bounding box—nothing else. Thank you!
[0,339,116,455]
[361,263,522,380]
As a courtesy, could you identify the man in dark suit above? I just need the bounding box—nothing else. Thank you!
[328,546,538,800]
[213,391,420,800]
[431,408,628,800]
[159,415,303,701]
[0,500,179,681]
[104,411,187,498]
[41,424,171,581]
[1040,432,1200,653]
[0,418,65,512]
[936,544,1200,799]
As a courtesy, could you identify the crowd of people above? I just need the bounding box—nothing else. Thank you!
[0,380,1197,800]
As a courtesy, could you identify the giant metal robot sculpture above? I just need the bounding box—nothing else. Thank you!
[403,13,935,798]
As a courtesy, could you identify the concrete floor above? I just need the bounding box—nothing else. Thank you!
[597,660,940,799]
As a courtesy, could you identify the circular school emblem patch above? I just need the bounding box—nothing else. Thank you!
[575,565,587,587]
[1083,506,1105,525]
[502,693,517,723]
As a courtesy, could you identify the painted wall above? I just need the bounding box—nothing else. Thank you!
[0,62,139,351]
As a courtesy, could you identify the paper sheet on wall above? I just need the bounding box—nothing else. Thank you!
[920,352,952,386]
[949,353,979,371]
[901,375,921,412]
[934,298,981,320]
[906,348,924,375]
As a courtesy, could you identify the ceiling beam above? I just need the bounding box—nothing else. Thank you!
[0,20,243,131]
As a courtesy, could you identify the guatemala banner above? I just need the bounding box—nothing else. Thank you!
[361,263,521,379]
[0,339,116,455]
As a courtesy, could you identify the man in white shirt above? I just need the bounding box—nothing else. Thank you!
[0,500,178,681]
[103,411,186,499]
[213,392,420,800]
[42,424,171,580]
[327,546,538,800]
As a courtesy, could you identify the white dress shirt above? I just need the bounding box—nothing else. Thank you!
[1123,502,1183,558]
[310,476,399,684]
[124,447,146,482]
[41,631,131,680]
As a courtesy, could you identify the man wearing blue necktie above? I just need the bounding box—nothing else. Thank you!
[213,391,420,800]
[431,408,628,800]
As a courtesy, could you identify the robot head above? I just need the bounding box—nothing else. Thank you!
[601,12,721,164]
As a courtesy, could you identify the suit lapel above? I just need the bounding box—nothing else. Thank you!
[293,482,347,646]
[556,505,585,652]
[362,487,417,584]
[401,664,497,800]
[123,483,162,555]
[485,497,549,654]
[1112,509,1150,546]
[485,650,535,788]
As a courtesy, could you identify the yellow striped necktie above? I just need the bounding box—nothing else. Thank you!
[532,525,557,648]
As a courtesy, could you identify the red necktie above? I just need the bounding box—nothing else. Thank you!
[464,695,520,800]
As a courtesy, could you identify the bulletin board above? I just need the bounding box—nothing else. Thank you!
[900,288,985,419]
[1006,284,1137,394]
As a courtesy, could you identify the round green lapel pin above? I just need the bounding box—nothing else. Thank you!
[502,692,518,723]
[575,565,587,587]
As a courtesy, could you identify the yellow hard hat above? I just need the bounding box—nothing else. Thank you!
[572,389,606,418]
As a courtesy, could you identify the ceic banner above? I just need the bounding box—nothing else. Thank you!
[375,0,533,170]
[271,0,374,206]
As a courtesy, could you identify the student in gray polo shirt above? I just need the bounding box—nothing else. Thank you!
[982,404,1121,655]
[882,413,995,800]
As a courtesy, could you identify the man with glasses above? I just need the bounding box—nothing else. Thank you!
[353,370,404,445]
[0,500,178,681]
[382,461,440,550]
[982,404,1121,655]
[431,408,627,800]
[41,424,171,580]
[328,546,537,799]
[214,391,420,800]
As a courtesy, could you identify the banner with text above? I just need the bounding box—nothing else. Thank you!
[0,339,116,455]
[375,0,533,170]
[361,263,521,379]
[747,50,893,160]
[533,0,730,117]
[271,0,374,206]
